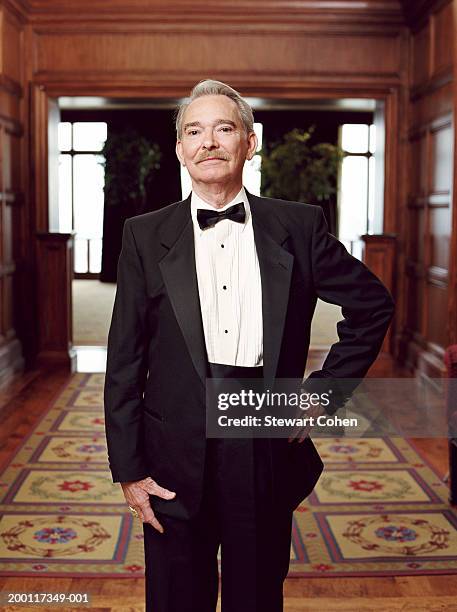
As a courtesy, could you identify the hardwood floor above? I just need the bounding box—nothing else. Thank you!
[0,366,456,612]
[1,577,457,612]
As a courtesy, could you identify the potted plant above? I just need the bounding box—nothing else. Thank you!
[100,127,161,282]
[260,127,343,233]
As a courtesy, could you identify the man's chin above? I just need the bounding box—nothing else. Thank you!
[193,170,230,183]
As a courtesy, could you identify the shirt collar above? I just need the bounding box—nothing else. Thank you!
[190,186,250,235]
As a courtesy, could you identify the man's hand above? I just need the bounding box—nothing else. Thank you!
[121,477,176,533]
[288,402,325,443]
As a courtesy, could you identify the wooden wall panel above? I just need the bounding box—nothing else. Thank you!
[0,88,21,123]
[432,1,453,75]
[2,183,13,261]
[1,9,22,84]
[361,235,396,373]
[410,80,453,126]
[427,283,449,348]
[411,25,430,87]
[407,206,425,262]
[0,4,25,385]
[400,0,453,378]
[408,132,428,195]
[35,233,75,367]
[32,30,403,81]
[406,273,424,338]
[9,128,21,191]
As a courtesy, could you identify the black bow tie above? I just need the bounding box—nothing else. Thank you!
[197,202,246,230]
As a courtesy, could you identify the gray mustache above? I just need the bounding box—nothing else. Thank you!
[197,154,230,162]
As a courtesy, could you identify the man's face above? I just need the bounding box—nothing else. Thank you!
[176,94,257,188]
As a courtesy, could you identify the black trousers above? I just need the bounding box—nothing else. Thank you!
[143,363,293,612]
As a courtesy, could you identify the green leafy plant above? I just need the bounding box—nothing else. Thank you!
[260,127,343,203]
[101,127,161,214]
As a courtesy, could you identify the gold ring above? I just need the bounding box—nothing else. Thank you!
[128,505,139,518]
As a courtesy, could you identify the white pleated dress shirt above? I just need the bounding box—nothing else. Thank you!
[190,187,263,367]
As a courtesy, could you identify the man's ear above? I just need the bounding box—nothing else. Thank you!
[246,132,258,161]
[176,141,186,167]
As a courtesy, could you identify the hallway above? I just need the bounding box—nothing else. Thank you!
[0,365,455,611]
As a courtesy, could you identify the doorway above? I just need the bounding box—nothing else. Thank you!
[41,91,391,371]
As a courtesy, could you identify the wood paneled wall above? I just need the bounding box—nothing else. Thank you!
[25,1,407,99]
[0,1,26,385]
[398,0,454,378]
[13,0,406,373]
[7,0,453,380]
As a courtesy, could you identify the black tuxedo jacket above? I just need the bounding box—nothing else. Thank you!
[104,190,395,518]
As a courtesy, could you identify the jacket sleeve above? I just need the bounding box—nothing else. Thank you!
[104,219,150,483]
[304,206,395,414]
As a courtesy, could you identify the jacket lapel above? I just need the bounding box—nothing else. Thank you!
[157,196,208,387]
[248,192,294,387]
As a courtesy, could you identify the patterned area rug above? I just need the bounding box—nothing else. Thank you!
[0,373,457,577]
[0,374,143,578]
[295,437,457,576]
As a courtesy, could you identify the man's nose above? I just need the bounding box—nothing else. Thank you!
[202,127,218,149]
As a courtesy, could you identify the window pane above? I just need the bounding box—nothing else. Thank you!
[58,154,73,232]
[180,164,192,199]
[74,238,89,274]
[242,122,263,194]
[341,124,369,153]
[368,156,376,233]
[73,122,107,151]
[243,154,261,196]
[58,122,72,151]
[369,124,376,154]
[73,154,105,238]
[254,122,263,152]
[339,155,368,245]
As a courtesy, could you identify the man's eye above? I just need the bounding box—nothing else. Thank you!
[219,126,233,132]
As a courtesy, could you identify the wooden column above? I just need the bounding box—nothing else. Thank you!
[0,2,26,386]
[361,233,396,375]
[36,232,76,369]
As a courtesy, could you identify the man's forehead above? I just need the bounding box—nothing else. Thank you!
[183,95,241,122]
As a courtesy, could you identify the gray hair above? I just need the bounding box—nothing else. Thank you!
[175,79,254,139]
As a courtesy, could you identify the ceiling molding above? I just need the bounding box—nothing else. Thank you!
[27,0,403,9]
[33,69,402,99]
[1,0,410,30]
[22,1,406,27]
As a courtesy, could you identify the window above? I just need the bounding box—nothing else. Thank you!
[338,123,376,260]
[58,122,107,275]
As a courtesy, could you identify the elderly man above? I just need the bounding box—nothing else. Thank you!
[104,79,394,612]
